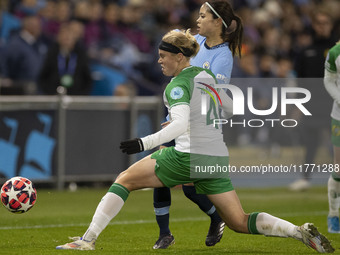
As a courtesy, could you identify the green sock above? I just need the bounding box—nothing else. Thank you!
[247,212,260,234]
[108,183,130,202]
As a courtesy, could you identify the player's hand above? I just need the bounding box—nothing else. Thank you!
[120,138,144,154]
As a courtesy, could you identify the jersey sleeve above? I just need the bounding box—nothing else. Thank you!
[165,78,191,108]
[325,47,338,73]
[141,104,189,150]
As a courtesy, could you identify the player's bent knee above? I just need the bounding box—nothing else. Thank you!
[116,171,127,180]
[114,180,141,192]
[114,172,142,191]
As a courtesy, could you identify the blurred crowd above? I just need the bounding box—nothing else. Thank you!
[0,0,339,97]
[1,0,340,143]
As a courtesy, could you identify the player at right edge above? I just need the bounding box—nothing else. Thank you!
[324,40,340,233]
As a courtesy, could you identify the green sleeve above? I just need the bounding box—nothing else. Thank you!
[165,79,191,108]
[325,45,340,73]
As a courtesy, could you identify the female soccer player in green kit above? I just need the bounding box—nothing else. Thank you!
[152,1,243,248]
[324,40,340,234]
[57,29,334,253]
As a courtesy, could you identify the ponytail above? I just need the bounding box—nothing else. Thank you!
[226,15,243,57]
[206,1,243,57]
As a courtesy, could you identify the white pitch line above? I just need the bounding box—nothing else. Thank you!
[0,217,207,230]
[0,211,328,230]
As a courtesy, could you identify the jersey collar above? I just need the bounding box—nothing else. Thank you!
[204,41,229,50]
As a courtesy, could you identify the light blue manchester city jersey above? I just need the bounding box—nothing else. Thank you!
[191,34,233,84]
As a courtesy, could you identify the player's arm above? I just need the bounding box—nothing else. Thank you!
[324,69,340,103]
[120,104,189,154]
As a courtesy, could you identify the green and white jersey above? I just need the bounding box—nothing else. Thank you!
[164,66,229,156]
[325,43,340,120]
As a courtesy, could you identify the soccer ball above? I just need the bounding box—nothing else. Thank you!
[1,176,37,214]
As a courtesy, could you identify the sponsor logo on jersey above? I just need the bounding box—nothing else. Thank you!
[197,82,222,108]
[216,73,228,83]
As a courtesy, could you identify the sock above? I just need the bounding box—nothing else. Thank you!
[248,212,301,239]
[328,173,340,217]
[153,187,171,235]
[182,185,221,223]
[82,183,129,241]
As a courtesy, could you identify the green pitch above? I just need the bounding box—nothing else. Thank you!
[0,186,339,254]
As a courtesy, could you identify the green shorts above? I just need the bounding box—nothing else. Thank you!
[151,147,234,195]
[331,119,340,147]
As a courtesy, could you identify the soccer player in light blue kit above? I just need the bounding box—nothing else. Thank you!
[152,0,243,249]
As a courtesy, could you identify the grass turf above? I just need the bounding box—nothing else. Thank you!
[0,186,339,255]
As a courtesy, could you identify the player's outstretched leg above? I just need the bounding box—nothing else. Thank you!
[153,187,175,249]
[208,192,335,253]
[182,185,225,246]
[248,213,335,253]
[328,173,340,233]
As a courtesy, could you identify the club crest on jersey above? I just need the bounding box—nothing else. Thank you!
[170,87,184,99]
[203,61,210,69]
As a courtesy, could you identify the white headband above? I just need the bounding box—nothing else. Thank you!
[205,2,228,29]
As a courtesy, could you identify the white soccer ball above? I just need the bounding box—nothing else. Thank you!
[1,176,37,214]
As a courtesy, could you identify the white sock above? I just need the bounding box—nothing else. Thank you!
[328,175,340,217]
[256,212,301,239]
[82,192,125,241]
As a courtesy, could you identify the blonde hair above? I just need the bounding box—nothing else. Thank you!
[161,29,199,58]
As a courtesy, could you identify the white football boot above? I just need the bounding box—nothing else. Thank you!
[56,236,95,250]
[297,223,334,253]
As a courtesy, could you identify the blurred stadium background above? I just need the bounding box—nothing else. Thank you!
[0,1,340,254]
[0,0,338,190]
